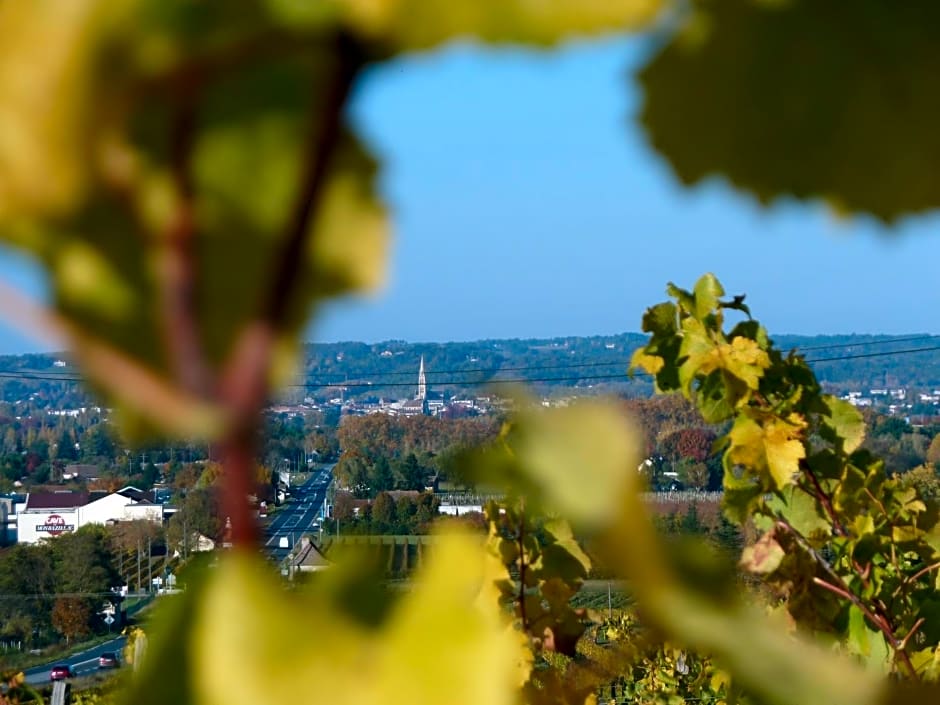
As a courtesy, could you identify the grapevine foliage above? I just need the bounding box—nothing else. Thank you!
[632,274,940,680]
[2,2,940,705]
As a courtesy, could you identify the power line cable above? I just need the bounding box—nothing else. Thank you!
[789,334,938,352]
[286,344,940,390]
[298,334,940,379]
[0,334,931,384]
[806,344,940,364]
[1,335,939,388]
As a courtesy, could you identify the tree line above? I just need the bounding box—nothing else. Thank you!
[0,525,126,649]
[333,490,442,536]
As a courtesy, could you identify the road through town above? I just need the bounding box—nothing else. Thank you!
[263,465,334,563]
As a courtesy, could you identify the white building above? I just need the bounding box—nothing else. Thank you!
[17,487,164,544]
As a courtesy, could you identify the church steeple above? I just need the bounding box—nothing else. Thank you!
[417,355,427,400]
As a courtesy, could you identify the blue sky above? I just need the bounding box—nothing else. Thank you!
[2,36,940,355]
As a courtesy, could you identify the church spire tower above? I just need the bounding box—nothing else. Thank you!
[417,355,427,400]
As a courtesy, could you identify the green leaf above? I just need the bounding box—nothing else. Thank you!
[641,301,679,336]
[638,0,940,221]
[721,462,764,525]
[697,371,736,424]
[846,605,890,671]
[822,396,866,455]
[767,486,831,543]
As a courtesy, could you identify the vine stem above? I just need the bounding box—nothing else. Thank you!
[895,563,940,595]
[218,30,364,548]
[801,462,845,537]
[518,504,527,630]
[159,71,210,395]
[776,520,919,680]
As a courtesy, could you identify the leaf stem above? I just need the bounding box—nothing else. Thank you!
[518,506,528,630]
[159,72,210,394]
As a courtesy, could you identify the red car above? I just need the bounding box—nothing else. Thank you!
[98,652,119,668]
[49,665,72,681]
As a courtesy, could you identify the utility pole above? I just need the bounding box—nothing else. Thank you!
[136,538,142,595]
[146,536,152,593]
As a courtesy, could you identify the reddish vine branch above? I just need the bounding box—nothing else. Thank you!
[777,520,918,679]
[518,509,528,630]
[160,72,211,396]
[218,30,364,548]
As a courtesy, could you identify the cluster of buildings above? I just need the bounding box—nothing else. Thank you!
[842,388,908,410]
[273,356,496,419]
[840,387,940,424]
[0,486,167,545]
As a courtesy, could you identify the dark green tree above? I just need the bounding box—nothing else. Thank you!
[371,493,395,533]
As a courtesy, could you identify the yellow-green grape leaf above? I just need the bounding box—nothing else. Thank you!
[692,272,724,320]
[0,0,105,219]
[679,319,770,396]
[677,317,720,394]
[728,413,806,490]
[192,537,529,705]
[822,395,866,455]
[638,0,940,221]
[630,348,664,375]
[333,0,665,49]
[767,485,831,543]
[512,400,642,529]
[846,605,891,671]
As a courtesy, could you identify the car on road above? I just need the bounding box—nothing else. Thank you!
[98,652,119,668]
[50,665,72,681]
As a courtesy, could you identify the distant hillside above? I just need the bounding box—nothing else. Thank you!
[296,333,940,402]
[1,333,938,407]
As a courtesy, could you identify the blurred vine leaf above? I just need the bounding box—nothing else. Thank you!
[508,400,642,529]
[638,0,940,221]
[0,0,388,435]
[274,0,666,48]
[122,534,529,705]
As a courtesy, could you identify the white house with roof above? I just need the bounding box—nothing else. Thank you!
[16,487,164,544]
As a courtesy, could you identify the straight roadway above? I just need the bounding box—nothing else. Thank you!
[263,464,334,563]
[23,635,126,686]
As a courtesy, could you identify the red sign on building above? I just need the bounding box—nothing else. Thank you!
[37,514,75,535]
